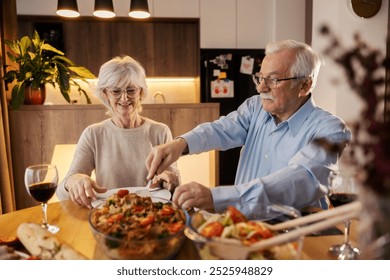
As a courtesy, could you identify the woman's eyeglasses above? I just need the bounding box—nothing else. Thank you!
[106,87,141,99]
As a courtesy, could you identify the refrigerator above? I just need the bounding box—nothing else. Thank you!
[200,48,265,185]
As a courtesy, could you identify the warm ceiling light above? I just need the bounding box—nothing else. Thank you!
[93,0,116,18]
[129,0,151,19]
[56,0,80,18]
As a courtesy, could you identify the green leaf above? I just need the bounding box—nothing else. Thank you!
[53,55,74,65]
[3,70,17,83]
[5,51,17,63]
[72,81,92,104]
[55,62,71,103]
[19,36,32,56]
[81,89,92,104]
[32,30,40,41]
[11,82,26,109]
[59,87,71,103]
[5,40,20,54]
[68,66,96,79]
[42,44,65,56]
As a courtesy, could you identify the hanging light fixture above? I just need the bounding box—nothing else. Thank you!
[129,0,151,19]
[93,0,116,18]
[56,0,80,18]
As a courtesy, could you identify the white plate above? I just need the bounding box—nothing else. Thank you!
[91,187,172,208]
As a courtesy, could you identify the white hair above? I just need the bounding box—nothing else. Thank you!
[266,39,323,91]
[94,55,148,114]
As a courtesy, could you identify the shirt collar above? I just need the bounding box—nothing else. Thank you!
[264,94,316,136]
[287,94,316,136]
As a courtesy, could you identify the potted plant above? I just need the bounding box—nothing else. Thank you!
[3,30,96,109]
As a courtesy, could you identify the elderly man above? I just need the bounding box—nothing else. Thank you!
[146,39,351,214]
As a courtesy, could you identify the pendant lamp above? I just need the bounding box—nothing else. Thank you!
[129,0,151,19]
[93,0,116,18]
[56,0,80,18]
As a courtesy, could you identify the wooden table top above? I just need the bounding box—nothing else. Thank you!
[0,200,360,260]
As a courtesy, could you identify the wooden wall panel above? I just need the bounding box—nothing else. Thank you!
[143,108,173,134]
[110,22,155,76]
[9,110,44,209]
[154,22,199,76]
[63,21,112,76]
[17,17,200,77]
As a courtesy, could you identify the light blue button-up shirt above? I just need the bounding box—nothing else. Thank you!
[181,95,351,213]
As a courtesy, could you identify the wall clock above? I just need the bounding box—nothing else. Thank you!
[350,0,382,18]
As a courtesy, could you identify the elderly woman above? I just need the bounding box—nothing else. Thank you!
[56,55,180,208]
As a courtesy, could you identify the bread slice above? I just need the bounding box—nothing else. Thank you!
[17,223,87,260]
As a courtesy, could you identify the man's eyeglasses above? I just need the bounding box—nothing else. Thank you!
[252,74,305,89]
[106,87,141,99]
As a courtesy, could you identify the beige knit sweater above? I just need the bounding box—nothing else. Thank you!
[56,118,178,200]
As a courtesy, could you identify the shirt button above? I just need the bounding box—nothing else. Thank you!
[264,155,268,159]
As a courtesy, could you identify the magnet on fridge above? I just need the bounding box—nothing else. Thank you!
[218,72,227,79]
[211,79,234,98]
[213,69,221,77]
[240,56,255,75]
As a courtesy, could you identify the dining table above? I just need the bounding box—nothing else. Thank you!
[0,200,360,260]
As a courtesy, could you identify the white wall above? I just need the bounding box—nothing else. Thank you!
[312,0,388,124]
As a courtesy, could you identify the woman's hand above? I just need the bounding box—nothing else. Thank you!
[65,174,107,208]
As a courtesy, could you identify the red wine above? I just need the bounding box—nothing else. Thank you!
[329,193,357,207]
[29,182,57,203]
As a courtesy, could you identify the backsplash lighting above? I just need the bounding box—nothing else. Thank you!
[44,77,199,105]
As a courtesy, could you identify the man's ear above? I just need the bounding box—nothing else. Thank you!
[299,77,313,96]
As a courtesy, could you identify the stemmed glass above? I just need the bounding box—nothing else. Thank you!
[327,169,360,260]
[24,164,60,234]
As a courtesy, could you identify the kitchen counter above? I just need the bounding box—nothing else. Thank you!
[10,103,218,110]
[8,103,220,210]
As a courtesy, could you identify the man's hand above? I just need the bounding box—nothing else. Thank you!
[145,138,188,179]
[172,182,215,212]
[150,170,180,193]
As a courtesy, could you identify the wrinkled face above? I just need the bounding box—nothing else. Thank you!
[104,86,142,118]
[255,49,310,122]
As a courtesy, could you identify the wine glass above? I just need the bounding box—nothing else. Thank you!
[24,164,60,234]
[327,169,360,260]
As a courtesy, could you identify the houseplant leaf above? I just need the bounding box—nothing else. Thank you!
[11,82,26,110]
[68,66,96,79]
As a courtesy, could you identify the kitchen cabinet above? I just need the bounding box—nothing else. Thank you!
[200,0,268,48]
[199,0,270,48]
[17,16,199,77]
[200,0,236,48]
[8,103,219,210]
[153,0,200,18]
[236,0,272,48]
[200,0,305,49]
